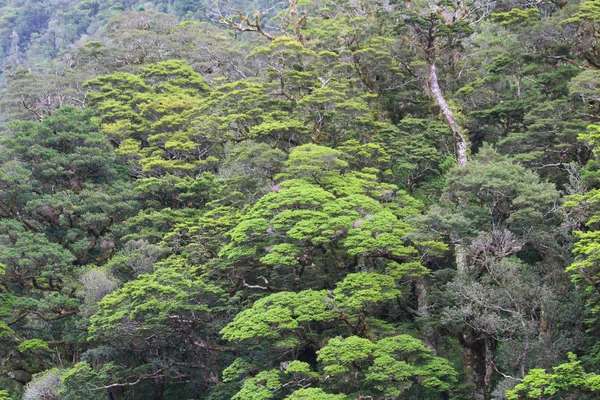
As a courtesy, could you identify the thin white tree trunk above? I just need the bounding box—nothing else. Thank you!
[428,62,468,167]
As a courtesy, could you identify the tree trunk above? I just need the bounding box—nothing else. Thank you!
[462,330,496,400]
[485,338,497,393]
[415,276,437,349]
[152,378,165,400]
[428,62,468,167]
[454,238,469,276]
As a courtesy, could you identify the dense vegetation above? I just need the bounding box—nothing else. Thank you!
[1,0,600,399]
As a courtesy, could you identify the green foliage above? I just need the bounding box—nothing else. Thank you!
[507,353,600,399]
[569,70,600,103]
[223,358,253,383]
[141,60,210,96]
[1,0,599,398]
[219,144,424,292]
[282,144,347,179]
[18,339,50,353]
[227,333,456,399]
[89,256,223,341]
[316,334,457,396]
[562,0,600,32]
[232,370,282,400]
[565,123,600,324]
[492,8,540,27]
[332,272,400,313]
[59,362,106,400]
[220,289,335,341]
[444,145,560,236]
[284,388,346,400]
[4,106,118,187]
[366,335,457,395]
[374,119,450,195]
[318,336,376,375]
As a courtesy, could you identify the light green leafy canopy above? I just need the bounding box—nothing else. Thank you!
[506,353,600,399]
[567,228,600,315]
[140,59,210,95]
[562,0,600,30]
[284,388,347,400]
[222,358,253,383]
[332,272,400,313]
[297,81,381,145]
[232,370,282,400]
[565,123,600,318]
[59,362,129,400]
[59,362,108,400]
[84,61,222,177]
[84,72,150,106]
[18,339,50,353]
[492,8,540,27]
[220,144,422,274]
[281,144,348,180]
[317,334,457,397]
[367,335,457,396]
[220,268,416,349]
[317,336,376,375]
[89,256,223,340]
[284,361,319,379]
[220,290,334,341]
[342,210,416,259]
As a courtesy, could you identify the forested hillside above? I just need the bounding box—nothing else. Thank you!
[1,0,600,399]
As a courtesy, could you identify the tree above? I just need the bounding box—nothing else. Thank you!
[392,0,494,166]
[415,145,563,398]
[219,143,426,294]
[222,281,457,398]
[88,256,229,396]
[0,106,137,391]
[506,353,600,400]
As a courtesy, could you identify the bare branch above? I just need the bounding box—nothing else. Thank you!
[216,9,275,41]
[491,361,523,381]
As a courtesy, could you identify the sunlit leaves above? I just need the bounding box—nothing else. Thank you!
[507,353,600,399]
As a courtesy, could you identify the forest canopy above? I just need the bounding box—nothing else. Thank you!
[1,0,600,399]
